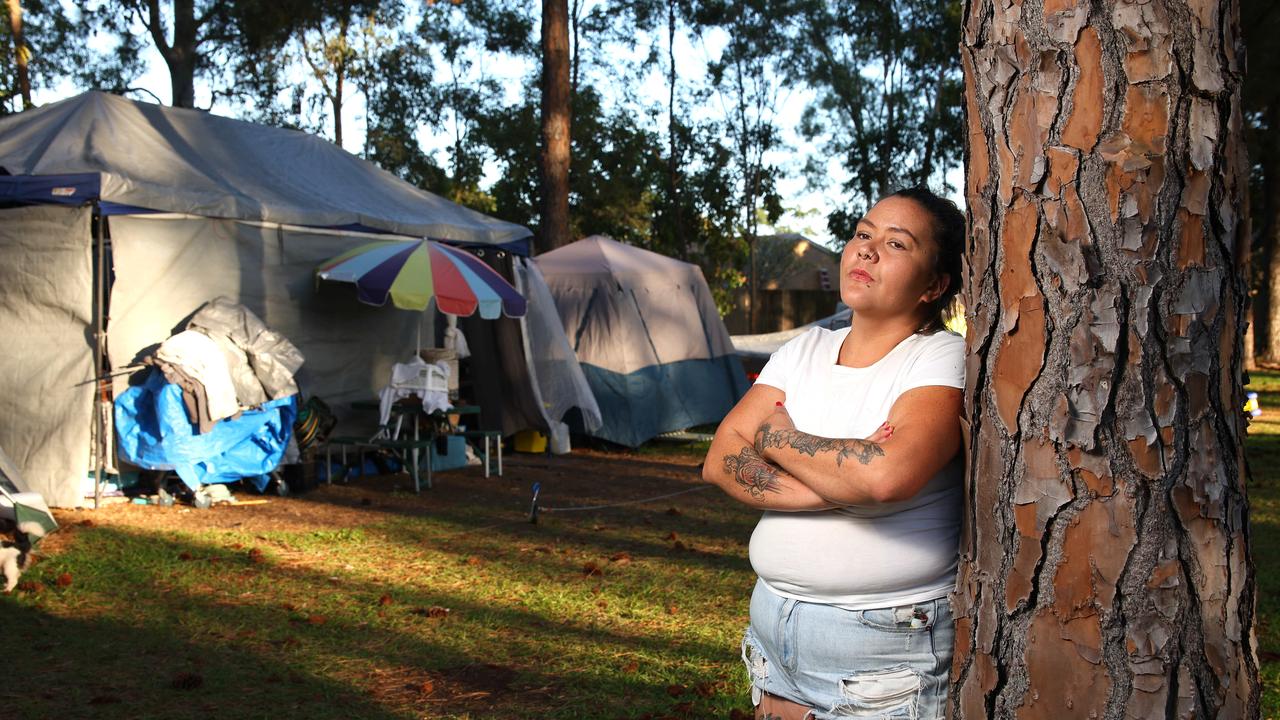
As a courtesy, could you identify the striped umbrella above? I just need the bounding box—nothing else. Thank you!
[316,239,527,319]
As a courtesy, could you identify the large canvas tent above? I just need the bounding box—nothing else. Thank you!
[536,236,749,447]
[0,91,597,507]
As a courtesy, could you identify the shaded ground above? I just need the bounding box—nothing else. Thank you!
[51,447,709,536]
[4,443,758,720]
[15,407,1280,718]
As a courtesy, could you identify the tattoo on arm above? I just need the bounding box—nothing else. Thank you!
[755,423,885,466]
[723,446,782,498]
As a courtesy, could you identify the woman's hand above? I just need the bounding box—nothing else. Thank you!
[701,386,839,511]
[865,421,893,444]
[760,402,795,434]
[752,386,961,505]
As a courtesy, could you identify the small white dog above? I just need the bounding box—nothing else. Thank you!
[0,545,22,593]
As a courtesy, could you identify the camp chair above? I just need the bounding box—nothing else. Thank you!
[0,449,56,541]
[326,358,451,492]
[378,358,450,438]
[379,358,453,491]
[0,484,57,542]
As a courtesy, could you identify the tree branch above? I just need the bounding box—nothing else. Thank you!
[123,85,165,104]
[142,0,171,57]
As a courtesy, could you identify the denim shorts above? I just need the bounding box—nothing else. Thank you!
[741,579,954,719]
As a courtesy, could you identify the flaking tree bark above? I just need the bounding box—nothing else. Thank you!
[951,1,1259,718]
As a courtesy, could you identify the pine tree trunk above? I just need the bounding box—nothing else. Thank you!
[951,1,1259,718]
[666,0,686,257]
[1264,102,1280,362]
[538,0,571,254]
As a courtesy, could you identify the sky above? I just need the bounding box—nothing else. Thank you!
[32,3,964,248]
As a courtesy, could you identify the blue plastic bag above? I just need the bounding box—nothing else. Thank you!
[115,372,298,492]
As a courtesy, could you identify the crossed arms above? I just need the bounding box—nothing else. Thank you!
[701,383,962,510]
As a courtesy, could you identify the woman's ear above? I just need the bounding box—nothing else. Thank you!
[921,273,951,304]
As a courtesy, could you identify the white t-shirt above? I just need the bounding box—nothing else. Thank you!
[749,326,965,610]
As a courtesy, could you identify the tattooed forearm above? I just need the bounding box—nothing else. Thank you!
[723,446,783,498]
[835,440,884,466]
[755,423,885,466]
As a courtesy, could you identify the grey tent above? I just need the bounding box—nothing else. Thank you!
[536,236,748,447]
[0,91,596,506]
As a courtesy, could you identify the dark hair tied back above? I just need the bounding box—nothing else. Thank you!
[885,186,965,334]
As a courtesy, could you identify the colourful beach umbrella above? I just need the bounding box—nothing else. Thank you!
[316,239,527,318]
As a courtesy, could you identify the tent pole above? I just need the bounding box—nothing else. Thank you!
[93,203,105,510]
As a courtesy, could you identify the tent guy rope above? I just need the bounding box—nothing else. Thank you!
[527,482,712,523]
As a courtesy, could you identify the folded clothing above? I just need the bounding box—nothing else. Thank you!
[187,297,305,401]
[156,330,240,422]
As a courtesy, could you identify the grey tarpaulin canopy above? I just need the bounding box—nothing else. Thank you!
[0,91,532,248]
[536,236,748,447]
[0,91,594,506]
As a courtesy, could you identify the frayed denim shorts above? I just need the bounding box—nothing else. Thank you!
[741,578,954,719]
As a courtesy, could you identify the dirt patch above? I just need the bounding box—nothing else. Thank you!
[49,448,707,538]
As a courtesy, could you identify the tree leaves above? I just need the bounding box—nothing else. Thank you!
[788,0,965,238]
[6,0,968,314]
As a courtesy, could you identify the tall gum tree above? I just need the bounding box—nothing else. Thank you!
[951,0,1259,718]
[539,0,571,253]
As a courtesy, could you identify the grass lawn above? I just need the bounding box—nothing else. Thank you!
[4,388,1278,718]
[2,445,748,720]
[1248,370,1280,717]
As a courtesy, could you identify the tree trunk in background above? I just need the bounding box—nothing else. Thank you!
[1264,101,1280,363]
[331,14,350,150]
[666,0,686,258]
[144,0,198,108]
[6,0,31,109]
[951,1,1259,718]
[538,0,571,254]
[333,66,344,149]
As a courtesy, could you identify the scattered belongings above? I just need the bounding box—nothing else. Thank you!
[379,356,452,427]
[293,397,337,453]
[115,299,304,499]
[187,296,305,404]
[148,330,241,432]
[0,90,536,509]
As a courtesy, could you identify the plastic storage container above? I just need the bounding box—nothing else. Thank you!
[513,430,548,454]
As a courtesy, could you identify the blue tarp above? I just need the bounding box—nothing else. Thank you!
[0,173,100,206]
[572,356,749,448]
[114,372,297,491]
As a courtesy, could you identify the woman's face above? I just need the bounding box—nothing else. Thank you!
[839,196,946,323]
